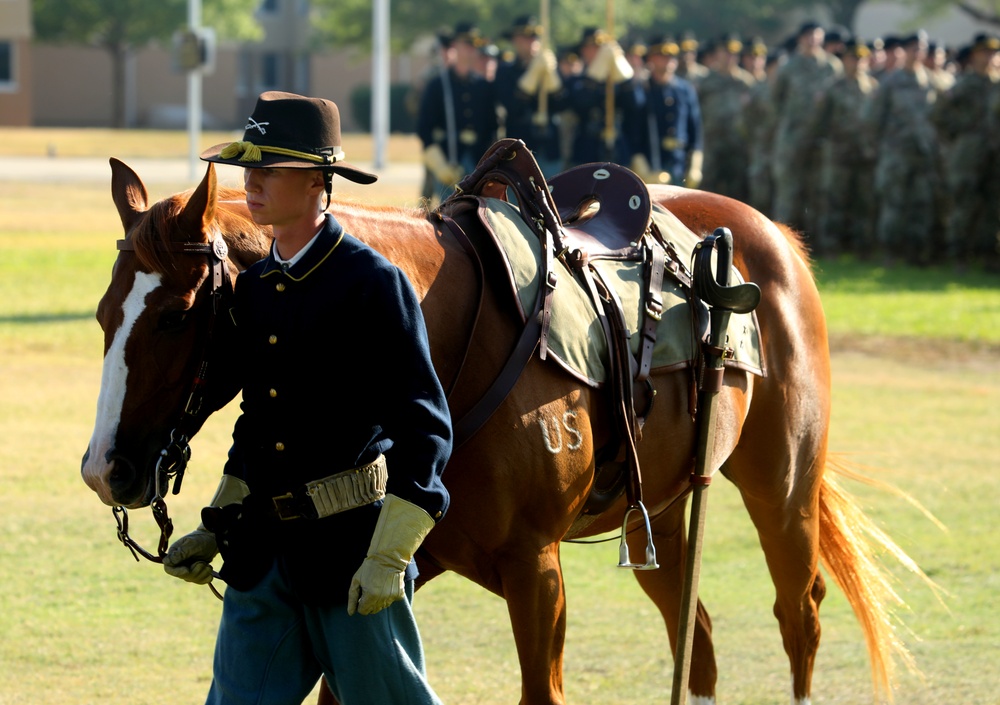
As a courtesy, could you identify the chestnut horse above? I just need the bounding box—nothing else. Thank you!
[82,157,918,705]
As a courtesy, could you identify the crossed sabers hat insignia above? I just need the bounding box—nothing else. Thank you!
[246,117,269,135]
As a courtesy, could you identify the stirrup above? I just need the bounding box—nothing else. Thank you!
[617,502,659,570]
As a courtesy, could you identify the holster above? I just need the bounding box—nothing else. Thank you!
[202,498,274,592]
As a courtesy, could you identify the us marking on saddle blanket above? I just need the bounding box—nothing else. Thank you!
[538,411,584,454]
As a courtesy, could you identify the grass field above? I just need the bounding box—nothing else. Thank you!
[1,130,999,704]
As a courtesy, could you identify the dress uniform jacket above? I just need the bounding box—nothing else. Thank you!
[565,73,632,166]
[493,56,567,168]
[417,67,498,171]
[621,75,702,185]
[215,214,452,605]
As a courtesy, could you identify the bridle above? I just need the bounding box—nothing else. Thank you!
[109,234,231,599]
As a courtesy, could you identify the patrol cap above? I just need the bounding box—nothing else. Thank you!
[900,30,929,48]
[842,39,871,59]
[972,32,1000,51]
[646,35,680,58]
[680,31,699,53]
[798,20,822,37]
[719,32,743,54]
[200,91,377,184]
[743,36,768,57]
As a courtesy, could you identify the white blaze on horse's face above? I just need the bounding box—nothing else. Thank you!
[82,270,162,505]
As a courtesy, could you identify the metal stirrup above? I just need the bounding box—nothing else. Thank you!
[617,501,659,570]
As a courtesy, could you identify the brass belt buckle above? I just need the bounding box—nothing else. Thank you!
[272,492,301,521]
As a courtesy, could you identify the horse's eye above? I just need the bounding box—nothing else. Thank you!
[158,310,189,332]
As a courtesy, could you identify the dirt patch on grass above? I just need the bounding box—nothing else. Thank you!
[829,333,1000,371]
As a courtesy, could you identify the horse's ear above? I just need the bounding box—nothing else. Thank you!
[110,157,149,234]
[179,162,219,243]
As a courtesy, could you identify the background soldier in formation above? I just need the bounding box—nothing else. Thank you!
[417,22,498,204]
[771,21,842,235]
[493,15,565,177]
[869,31,945,265]
[620,35,703,187]
[805,39,879,256]
[413,20,999,269]
[697,34,755,201]
[932,33,1000,264]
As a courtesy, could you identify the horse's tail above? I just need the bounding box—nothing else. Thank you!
[818,455,945,702]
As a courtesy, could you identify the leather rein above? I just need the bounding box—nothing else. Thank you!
[109,235,231,599]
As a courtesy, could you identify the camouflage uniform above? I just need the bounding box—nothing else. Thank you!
[743,61,779,215]
[868,62,945,263]
[698,38,756,201]
[932,38,1000,265]
[771,43,842,235]
[805,57,879,255]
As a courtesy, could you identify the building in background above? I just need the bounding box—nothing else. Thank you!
[0,0,32,126]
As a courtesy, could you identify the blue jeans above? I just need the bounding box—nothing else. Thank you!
[207,559,441,705]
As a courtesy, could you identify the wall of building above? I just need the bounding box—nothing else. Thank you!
[29,40,426,132]
[0,0,32,125]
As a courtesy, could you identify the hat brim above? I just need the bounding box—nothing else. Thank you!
[200,143,378,185]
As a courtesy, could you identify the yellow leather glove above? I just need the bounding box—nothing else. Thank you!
[347,494,436,616]
[586,41,634,83]
[422,144,463,187]
[630,154,671,185]
[162,475,249,585]
[518,50,562,95]
[685,150,703,189]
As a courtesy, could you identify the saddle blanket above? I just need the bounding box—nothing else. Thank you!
[478,197,765,387]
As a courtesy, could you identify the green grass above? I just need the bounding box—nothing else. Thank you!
[1,168,999,704]
[814,256,1000,344]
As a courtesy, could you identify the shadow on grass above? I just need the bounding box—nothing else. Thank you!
[811,256,1000,293]
[0,311,95,325]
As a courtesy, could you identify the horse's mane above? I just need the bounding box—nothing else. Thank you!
[128,186,266,272]
[127,185,431,273]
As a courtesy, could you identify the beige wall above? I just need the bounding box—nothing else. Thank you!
[0,0,32,125]
[32,43,242,129]
[30,41,429,132]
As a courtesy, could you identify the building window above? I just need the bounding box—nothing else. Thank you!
[0,41,15,92]
[261,53,281,90]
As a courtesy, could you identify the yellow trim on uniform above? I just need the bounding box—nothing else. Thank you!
[260,230,345,281]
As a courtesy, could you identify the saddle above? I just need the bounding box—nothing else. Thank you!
[436,139,726,520]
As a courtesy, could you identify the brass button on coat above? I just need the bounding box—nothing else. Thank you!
[269,388,278,398]
[276,282,286,292]
[269,334,278,344]
[275,442,285,451]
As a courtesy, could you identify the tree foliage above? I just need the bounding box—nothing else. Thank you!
[309,0,857,55]
[907,0,1000,26]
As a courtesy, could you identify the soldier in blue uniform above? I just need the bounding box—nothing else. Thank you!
[565,26,635,167]
[417,21,498,203]
[621,35,703,186]
[493,14,565,177]
[163,91,452,705]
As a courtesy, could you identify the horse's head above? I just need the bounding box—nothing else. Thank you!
[82,158,233,508]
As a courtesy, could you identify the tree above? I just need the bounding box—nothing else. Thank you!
[32,0,260,128]
[909,0,1000,26]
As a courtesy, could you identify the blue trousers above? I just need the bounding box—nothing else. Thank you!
[207,559,442,705]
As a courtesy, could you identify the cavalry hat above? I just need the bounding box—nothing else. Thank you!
[972,32,1000,51]
[452,21,488,47]
[646,35,680,57]
[201,91,377,184]
[506,15,542,39]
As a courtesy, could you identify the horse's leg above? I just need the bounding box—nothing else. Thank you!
[722,373,830,704]
[498,541,568,705]
[628,502,718,702]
